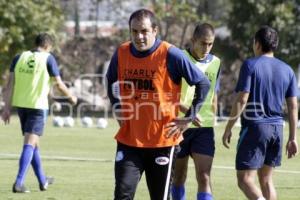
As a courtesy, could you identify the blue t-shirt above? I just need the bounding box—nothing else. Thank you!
[235,55,298,125]
[10,51,60,77]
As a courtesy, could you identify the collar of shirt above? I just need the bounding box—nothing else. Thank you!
[187,49,213,64]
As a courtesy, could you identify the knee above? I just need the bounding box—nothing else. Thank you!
[24,134,39,147]
[258,176,267,185]
[114,179,137,199]
[196,172,210,186]
[258,176,273,187]
[237,178,245,190]
[173,171,187,185]
[237,175,250,190]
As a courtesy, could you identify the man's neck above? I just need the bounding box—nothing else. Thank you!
[257,51,274,57]
[36,47,49,52]
[262,52,274,57]
[190,49,206,61]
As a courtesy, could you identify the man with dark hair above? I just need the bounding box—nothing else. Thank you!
[172,23,221,200]
[222,26,298,200]
[35,33,54,48]
[106,8,210,200]
[1,32,77,193]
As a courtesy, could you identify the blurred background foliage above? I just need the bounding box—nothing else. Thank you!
[0,0,63,83]
[0,0,299,114]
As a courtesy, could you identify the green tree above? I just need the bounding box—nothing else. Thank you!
[149,0,204,47]
[0,0,63,84]
[228,0,300,68]
[148,0,230,48]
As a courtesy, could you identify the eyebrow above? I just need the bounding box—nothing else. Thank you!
[131,28,149,32]
[201,41,213,45]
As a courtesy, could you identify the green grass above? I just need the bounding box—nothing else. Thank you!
[0,116,299,200]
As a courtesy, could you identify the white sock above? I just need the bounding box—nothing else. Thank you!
[257,197,266,200]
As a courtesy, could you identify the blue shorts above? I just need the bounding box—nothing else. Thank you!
[177,127,215,158]
[17,108,48,136]
[236,124,283,170]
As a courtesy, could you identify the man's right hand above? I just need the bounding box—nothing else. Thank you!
[69,96,78,105]
[1,107,11,124]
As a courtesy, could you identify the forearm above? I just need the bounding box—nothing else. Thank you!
[3,87,12,109]
[56,82,73,99]
[225,92,248,131]
[106,78,123,126]
[211,95,218,124]
[179,104,188,114]
[52,76,73,99]
[288,110,297,141]
[184,81,210,120]
[212,94,218,115]
[106,79,120,110]
[113,109,123,127]
[225,103,240,131]
[3,73,14,109]
[110,100,122,126]
[287,97,298,141]
[51,76,77,105]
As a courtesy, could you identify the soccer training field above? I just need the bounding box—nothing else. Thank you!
[0,116,299,200]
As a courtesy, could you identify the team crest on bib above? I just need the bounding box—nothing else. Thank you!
[155,156,169,165]
[115,151,124,162]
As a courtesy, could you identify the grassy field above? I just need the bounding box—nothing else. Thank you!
[0,116,299,200]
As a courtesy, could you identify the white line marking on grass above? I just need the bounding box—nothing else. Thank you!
[0,153,112,162]
[211,165,300,174]
[213,165,235,170]
[1,153,300,174]
[275,169,300,174]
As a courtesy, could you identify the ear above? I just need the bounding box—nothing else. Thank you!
[255,40,262,51]
[191,37,195,43]
[46,44,53,52]
[152,26,158,35]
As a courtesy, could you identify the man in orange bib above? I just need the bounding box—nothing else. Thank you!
[106,9,210,200]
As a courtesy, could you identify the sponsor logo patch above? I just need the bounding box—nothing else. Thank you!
[155,156,169,165]
[115,151,124,162]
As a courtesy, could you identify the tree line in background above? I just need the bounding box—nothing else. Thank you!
[0,0,63,83]
[0,0,299,113]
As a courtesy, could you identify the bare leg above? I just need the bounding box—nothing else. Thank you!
[258,165,277,200]
[14,133,39,191]
[192,153,213,194]
[173,156,189,186]
[237,170,264,200]
[24,133,39,147]
[172,156,189,200]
